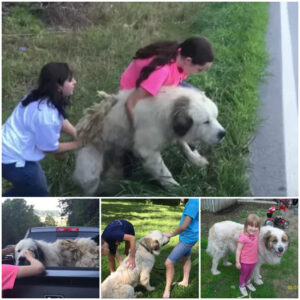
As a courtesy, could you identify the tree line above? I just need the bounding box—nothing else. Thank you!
[2,198,99,247]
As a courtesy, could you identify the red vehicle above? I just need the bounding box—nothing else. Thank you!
[264,201,289,229]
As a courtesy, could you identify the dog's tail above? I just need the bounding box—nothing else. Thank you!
[76,91,118,146]
[206,226,215,256]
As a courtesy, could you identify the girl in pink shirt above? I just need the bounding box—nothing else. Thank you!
[2,247,45,293]
[236,214,260,297]
[120,36,214,121]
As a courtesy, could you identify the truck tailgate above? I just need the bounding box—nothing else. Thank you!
[3,268,99,298]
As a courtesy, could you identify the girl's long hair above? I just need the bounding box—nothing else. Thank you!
[22,62,73,118]
[134,36,214,87]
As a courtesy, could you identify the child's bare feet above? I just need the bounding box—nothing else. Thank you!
[163,290,170,298]
[172,281,189,287]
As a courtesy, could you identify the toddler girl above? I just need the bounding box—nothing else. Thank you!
[236,214,260,296]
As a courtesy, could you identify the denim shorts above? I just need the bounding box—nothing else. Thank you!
[168,240,197,263]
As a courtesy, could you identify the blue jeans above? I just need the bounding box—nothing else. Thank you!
[168,240,197,263]
[2,161,49,196]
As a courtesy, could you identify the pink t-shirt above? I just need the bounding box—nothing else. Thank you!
[237,232,259,264]
[120,57,188,96]
[2,265,19,291]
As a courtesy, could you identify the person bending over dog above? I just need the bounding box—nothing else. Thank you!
[120,36,214,122]
[101,219,136,272]
[163,198,199,298]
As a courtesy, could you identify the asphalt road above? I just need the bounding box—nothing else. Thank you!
[249,2,298,197]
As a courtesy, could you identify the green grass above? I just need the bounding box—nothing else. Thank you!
[2,3,269,196]
[101,200,199,298]
[201,204,298,298]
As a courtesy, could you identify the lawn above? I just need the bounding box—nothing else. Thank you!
[101,199,199,298]
[201,202,298,298]
[2,3,269,196]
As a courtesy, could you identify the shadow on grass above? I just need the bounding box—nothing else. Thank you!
[101,200,199,298]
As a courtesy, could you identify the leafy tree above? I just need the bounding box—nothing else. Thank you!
[44,214,56,226]
[2,199,43,247]
[59,199,99,227]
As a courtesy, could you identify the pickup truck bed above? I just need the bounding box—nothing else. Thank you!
[3,267,99,298]
[3,226,99,298]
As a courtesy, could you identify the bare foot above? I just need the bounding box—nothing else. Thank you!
[172,281,189,287]
[163,290,170,298]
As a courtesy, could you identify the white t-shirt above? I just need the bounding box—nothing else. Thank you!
[2,98,64,166]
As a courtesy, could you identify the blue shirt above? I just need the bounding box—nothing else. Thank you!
[101,220,135,254]
[179,198,199,243]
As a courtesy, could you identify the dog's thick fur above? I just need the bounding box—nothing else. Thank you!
[206,221,289,285]
[101,230,169,298]
[15,237,99,267]
[74,86,225,195]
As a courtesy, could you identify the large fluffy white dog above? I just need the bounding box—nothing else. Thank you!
[101,230,169,298]
[15,238,99,267]
[74,86,225,195]
[206,221,289,284]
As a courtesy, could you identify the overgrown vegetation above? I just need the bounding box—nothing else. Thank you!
[2,3,269,196]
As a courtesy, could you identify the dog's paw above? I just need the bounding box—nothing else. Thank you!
[254,278,263,285]
[190,151,209,167]
[147,286,155,292]
[223,261,232,266]
[163,178,180,190]
[211,269,221,275]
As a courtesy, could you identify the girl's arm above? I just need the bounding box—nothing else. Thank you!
[46,141,81,154]
[17,250,45,278]
[61,119,77,138]
[235,242,243,269]
[126,87,152,122]
[123,234,136,269]
[164,216,192,238]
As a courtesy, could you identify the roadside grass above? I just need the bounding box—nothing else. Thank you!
[201,205,298,298]
[2,2,269,196]
[101,200,199,298]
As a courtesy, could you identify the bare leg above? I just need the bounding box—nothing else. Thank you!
[174,256,191,286]
[163,258,175,298]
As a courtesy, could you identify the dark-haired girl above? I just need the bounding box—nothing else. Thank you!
[120,36,214,120]
[2,62,80,196]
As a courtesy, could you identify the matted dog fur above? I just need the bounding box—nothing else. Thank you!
[74,86,225,195]
[101,230,169,298]
[206,221,289,285]
[15,237,99,267]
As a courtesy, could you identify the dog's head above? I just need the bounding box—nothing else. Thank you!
[139,230,170,255]
[15,238,45,266]
[171,88,225,145]
[261,226,289,258]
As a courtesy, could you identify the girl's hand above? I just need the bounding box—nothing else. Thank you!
[236,262,241,270]
[164,232,173,238]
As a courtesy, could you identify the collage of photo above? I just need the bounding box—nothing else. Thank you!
[1,1,299,299]
[1,198,298,298]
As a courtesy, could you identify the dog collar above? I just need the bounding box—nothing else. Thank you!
[139,242,153,254]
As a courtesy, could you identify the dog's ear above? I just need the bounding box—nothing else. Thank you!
[35,245,45,264]
[152,240,160,251]
[283,233,290,247]
[172,96,193,137]
[143,238,153,249]
[263,231,272,250]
